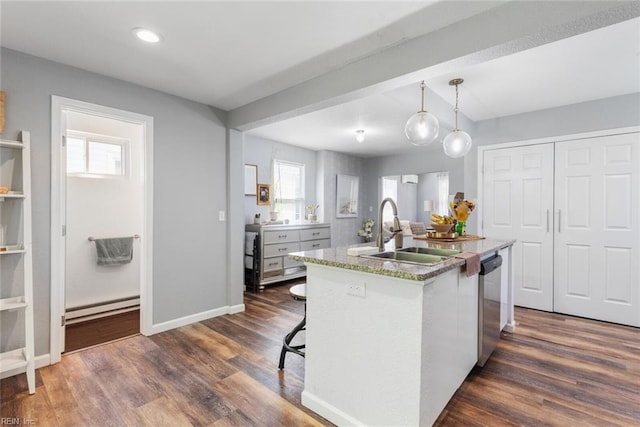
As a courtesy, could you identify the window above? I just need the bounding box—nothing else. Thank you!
[437,172,449,215]
[66,131,127,177]
[381,176,398,223]
[272,160,305,221]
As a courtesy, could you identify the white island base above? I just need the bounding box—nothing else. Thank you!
[301,263,479,426]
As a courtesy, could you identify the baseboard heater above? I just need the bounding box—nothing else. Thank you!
[65,295,140,325]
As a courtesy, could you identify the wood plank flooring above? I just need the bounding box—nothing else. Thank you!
[64,309,140,352]
[2,281,639,426]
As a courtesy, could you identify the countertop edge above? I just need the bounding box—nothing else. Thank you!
[289,237,515,282]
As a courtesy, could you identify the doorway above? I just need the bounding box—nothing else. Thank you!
[50,97,154,362]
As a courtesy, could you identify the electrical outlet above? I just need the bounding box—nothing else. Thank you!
[347,282,366,298]
[218,210,225,221]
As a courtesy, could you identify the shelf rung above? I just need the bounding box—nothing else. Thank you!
[0,296,28,311]
[0,140,25,149]
[0,244,26,255]
[0,348,28,373]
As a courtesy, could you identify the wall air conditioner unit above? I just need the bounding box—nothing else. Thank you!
[401,174,419,184]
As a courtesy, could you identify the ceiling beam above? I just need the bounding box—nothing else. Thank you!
[228,0,640,131]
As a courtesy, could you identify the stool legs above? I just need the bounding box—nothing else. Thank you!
[278,305,306,370]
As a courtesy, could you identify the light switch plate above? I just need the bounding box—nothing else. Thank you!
[218,210,225,221]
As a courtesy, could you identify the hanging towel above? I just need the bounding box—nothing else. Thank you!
[94,237,134,266]
[454,251,481,277]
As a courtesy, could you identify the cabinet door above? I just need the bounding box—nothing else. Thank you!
[483,144,554,311]
[554,133,640,326]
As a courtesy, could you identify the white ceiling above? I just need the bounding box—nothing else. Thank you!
[250,17,640,157]
[1,1,639,158]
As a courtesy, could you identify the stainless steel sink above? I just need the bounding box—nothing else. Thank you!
[397,247,461,257]
[362,251,448,265]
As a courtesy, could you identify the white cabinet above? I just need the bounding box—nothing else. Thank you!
[482,131,640,327]
[0,131,35,393]
[245,223,331,291]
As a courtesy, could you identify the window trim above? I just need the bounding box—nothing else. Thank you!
[272,159,306,221]
[66,130,129,179]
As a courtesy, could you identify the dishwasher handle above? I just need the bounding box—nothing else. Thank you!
[480,254,503,275]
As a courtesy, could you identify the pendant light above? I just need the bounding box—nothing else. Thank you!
[404,81,439,146]
[443,78,472,158]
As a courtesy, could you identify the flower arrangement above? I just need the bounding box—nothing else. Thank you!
[306,204,319,216]
[449,198,475,235]
[358,218,375,242]
[449,199,475,222]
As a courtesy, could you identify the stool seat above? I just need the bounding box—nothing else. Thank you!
[289,284,306,301]
[279,283,306,370]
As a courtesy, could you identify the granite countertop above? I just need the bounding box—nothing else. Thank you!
[289,237,515,282]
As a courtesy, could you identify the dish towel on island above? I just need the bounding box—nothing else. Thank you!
[94,237,134,266]
[454,251,481,277]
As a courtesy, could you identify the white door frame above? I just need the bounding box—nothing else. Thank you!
[50,96,154,364]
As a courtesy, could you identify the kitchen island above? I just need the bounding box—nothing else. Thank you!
[289,237,515,426]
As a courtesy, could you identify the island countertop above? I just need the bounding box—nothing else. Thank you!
[289,237,515,281]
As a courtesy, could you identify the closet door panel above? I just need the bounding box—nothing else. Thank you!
[483,144,554,311]
[554,133,640,326]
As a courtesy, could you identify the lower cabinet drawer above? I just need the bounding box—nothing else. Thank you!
[284,257,304,268]
[300,238,331,251]
[263,230,299,244]
[263,257,283,272]
[300,227,330,241]
[263,242,300,258]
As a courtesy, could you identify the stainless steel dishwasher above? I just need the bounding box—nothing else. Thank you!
[478,254,503,367]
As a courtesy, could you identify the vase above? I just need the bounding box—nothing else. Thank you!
[455,221,466,236]
[308,214,317,223]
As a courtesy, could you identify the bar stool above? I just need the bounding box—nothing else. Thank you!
[278,283,306,369]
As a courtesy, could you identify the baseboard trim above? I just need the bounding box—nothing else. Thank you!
[229,303,245,314]
[148,304,245,335]
[301,390,364,427]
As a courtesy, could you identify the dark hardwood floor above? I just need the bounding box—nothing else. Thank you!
[1,281,639,426]
[64,309,140,353]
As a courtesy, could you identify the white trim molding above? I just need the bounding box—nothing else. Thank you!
[148,305,246,335]
[50,96,154,363]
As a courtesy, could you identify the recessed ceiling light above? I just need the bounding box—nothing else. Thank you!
[132,28,162,43]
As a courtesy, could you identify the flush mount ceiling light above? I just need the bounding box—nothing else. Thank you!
[355,129,365,143]
[132,27,162,43]
[404,80,439,146]
[442,78,473,158]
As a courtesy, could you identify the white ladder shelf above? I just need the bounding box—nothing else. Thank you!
[0,131,35,394]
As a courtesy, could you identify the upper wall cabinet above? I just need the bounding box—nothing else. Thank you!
[481,131,640,327]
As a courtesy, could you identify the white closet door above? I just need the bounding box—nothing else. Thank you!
[554,133,640,326]
[483,144,554,311]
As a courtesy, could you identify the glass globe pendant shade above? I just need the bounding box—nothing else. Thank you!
[404,111,439,146]
[443,129,472,158]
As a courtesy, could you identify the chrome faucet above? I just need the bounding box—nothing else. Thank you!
[376,197,402,251]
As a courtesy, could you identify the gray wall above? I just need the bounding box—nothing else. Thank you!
[317,150,366,248]
[242,136,366,248]
[243,134,318,224]
[1,48,230,355]
[363,147,464,231]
